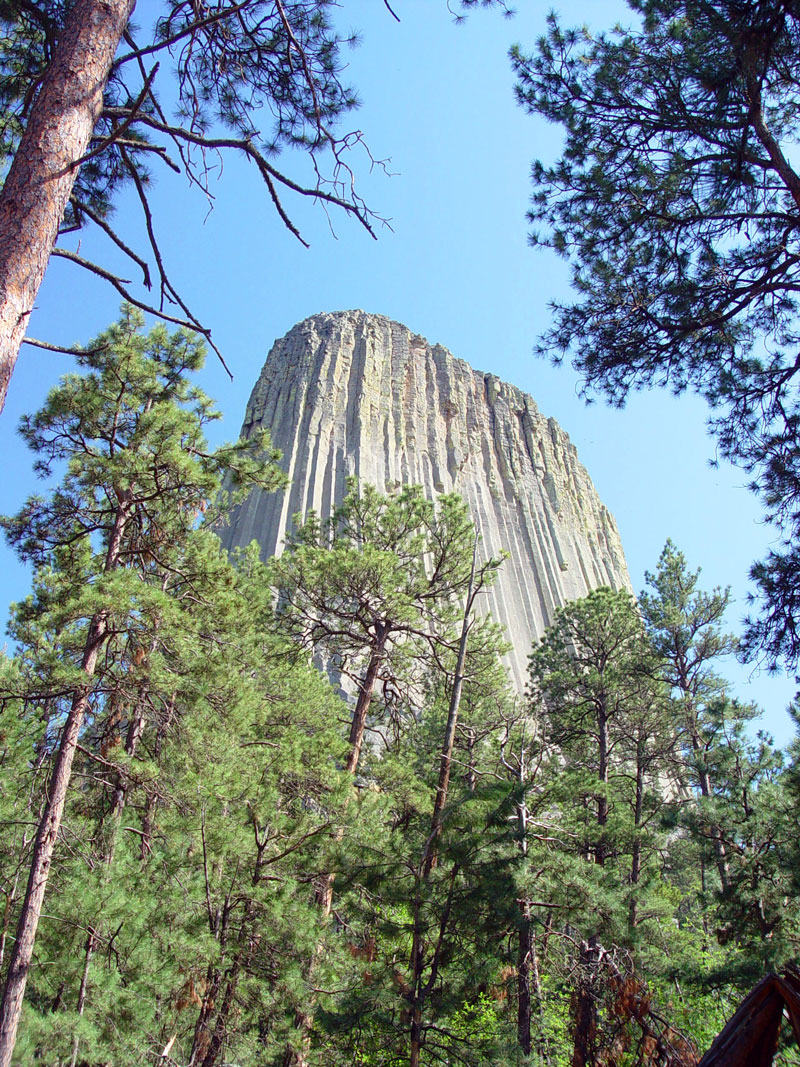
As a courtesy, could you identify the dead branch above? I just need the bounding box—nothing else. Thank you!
[69,195,152,287]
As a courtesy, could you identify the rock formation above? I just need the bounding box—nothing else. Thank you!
[221,310,631,690]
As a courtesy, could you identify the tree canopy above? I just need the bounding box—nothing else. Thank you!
[2,356,800,1066]
[0,306,283,1064]
[0,0,509,411]
[512,0,800,669]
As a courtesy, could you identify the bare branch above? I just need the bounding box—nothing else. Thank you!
[103,108,378,239]
[69,195,152,287]
[107,138,181,172]
[114,1,252,67]
[68,64,159,173]
[22,336,109,357]
[50,247,231,377]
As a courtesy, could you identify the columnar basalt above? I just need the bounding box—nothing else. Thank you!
[221,310,631,689]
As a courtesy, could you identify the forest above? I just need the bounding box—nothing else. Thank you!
[1,0,800,1065]
[0,309,798,1066]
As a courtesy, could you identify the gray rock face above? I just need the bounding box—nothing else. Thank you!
[221,310,631,690]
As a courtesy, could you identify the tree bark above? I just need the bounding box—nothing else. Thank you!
[345,626,388,776]
[408,538,478,1066]
[0,619,108,1067]
[0,502,128,1066]
[421,537,478,879]
[68,928,97,1067]
[409,1008,424,1067]
[282,628,389,1067]
[629,735,646,930]
[571,939,598,1067]
[595,697,609,867]
[517,903,533,1057]
[0,0,137,412]
[516,796,533,1057]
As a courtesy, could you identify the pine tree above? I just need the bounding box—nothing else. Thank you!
[528,588,679,1067]
[273,484,511,1066]
[641,540,744,899]
[512,0,800,668]
[317,615,516,1067]
[0,306,282,1065]
[271,484,498,782]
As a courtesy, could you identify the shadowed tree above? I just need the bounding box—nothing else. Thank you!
[0,306,282,1066]
[529,588,675,1067]
[513,0,800,668]
[271,483,504,1065]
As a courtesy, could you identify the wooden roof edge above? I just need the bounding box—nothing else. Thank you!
[775,972,800,1047]
[697,976,781,1067]
[698,969,800,1067]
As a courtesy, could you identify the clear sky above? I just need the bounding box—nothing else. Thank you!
[1,0,796,744]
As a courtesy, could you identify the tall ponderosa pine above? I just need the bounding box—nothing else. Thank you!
[0,0,511,410]
[272,484,508,1066]
[0,306,282,1066]
[528,588,678,1067]
[513,0,800,668]
[315,603,516,1067]
[640,541,737,891]
[271,484,498,782]
[639,541,800,974]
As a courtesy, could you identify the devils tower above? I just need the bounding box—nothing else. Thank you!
[221,310,631,688]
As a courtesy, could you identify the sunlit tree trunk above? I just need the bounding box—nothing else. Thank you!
[0,502,128,1067]
[0,0,135,412]
[408,538,477,1067]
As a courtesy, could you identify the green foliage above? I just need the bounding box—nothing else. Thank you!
[271,481,503,725]
[523,572,800,1064]
[2,324,800,1065]
[529,588,674,941]
[513,0,800,668]
[0,308,316,1065]
[642,542,800,974]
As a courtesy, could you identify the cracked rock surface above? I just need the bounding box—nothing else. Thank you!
[220,310,632,690]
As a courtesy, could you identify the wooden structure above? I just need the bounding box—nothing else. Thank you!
[698,971,800,1067]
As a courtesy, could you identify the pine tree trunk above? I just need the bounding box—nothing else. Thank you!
[407,540,477,1063]
[0,619,108,1067]
[0,0,136,412]
[516,796,532,1057]
[0,503,128,1066]
[282,630,389,1067]
[409,1008,424,1067]
[195,847,266,1067]
[629,737,645,929]
[103,685,150,863]
[345,626,388,776]
[198,953,244,1067]
[139,702,171,863]
[517,905,533,1057]
[530,932,549,1066]
[595,699,609,866]
[571,940,597,1067]
[68,928,96,1067]
[421,538,477,879]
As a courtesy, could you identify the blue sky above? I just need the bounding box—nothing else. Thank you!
[2,0,796,743]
